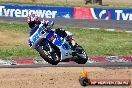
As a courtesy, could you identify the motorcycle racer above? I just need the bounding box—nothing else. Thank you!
[27,13,41,36]
[27,14,76,47]
[27,14,88,65]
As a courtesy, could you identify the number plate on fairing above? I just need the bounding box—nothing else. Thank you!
[30,24,44,45]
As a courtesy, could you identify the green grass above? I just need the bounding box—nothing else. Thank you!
[1,1,132,8]
[0,1,99,7]
[66,28,132,56]
[0,23,40,59]
[0,23,29,34]
[0,23,132,59]
[0,47,39,59]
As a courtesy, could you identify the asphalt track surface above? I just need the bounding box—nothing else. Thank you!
[0,62,132,68]
[0,17,132,67]
[0,17,132,31]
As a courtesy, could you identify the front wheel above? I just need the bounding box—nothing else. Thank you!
[37,46,60,65]
[74,46,88,64]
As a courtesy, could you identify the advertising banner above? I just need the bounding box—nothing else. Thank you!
[74,7,132,21]
[0,4,74,18]
[91,8,132,20]
[74,7,94,19]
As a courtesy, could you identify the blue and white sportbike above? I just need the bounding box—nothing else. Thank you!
[28,23,88,65]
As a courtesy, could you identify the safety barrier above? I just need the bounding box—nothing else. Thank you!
[0,4,74,18]
[74,7,132,20]
[0,4,132,21]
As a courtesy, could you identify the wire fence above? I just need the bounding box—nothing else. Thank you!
[1,0,132,7]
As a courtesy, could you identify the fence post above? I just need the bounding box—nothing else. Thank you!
[66,0,67,3]
[99,0,102,5]
[91,0,94,4]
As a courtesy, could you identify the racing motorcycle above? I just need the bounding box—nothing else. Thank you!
[28,23,88,65]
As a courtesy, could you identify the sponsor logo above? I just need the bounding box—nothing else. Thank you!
[90,8,111,20]
[91,8,132,20]
[79,68,131,86]
[99,10,111,20]
[0,6,57,18]
[63,13,70,18]
[115,10,132,20]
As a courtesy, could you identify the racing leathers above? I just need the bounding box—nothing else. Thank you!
[27,15,76,47]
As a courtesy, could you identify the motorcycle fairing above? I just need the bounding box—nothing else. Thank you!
[29,24,74,60]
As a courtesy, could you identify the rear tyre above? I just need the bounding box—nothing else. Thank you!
[37,46,60,65]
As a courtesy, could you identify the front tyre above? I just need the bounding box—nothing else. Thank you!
[74,46,88,64]
[37,46,60,65]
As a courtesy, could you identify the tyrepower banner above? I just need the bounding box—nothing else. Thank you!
[74,7,132,21]
[0,4,74,18]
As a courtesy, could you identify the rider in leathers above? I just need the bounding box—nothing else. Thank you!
[27,14,76,47]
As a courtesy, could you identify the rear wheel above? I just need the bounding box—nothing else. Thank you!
[37,46,60,65]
